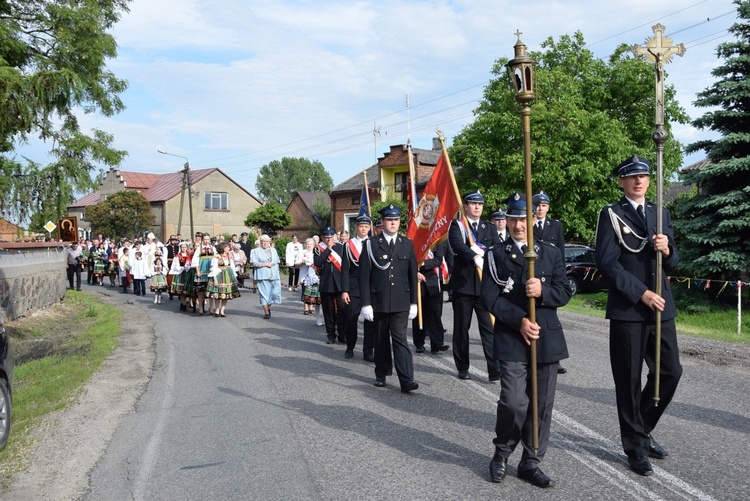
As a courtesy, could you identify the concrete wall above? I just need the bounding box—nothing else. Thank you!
[0,248,67,323]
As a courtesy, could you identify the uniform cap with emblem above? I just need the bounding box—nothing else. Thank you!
[614,155,651,177]
[355,215,372,225]
[378,204,401,220]
[462,190,485,204]
[322,227,336,237]
[532,190,550,205]
[505,192,528,218]
[374,219,383,228]
[491,210,506,220]
[241,232,248,237]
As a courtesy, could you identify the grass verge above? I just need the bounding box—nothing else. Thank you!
[562,291,750,344]
[0,291,121,484]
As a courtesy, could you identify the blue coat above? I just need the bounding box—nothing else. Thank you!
[594,197,679,322]
[250,247,280,281]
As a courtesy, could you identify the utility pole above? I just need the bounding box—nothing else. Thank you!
[158,150,195,239]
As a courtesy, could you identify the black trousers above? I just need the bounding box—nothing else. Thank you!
[609,319,682,459]
[86,261,94,283]
[67,263,82,290]
[412,289,445,349]
[320,291,346,340]
[374,310,413,386]
[288,267,300,287]
[451,292,500,375]
[344,295,374,356]
[494,361,559,472]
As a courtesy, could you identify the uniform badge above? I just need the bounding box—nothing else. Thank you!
[511,254,517,259]
[503,276,514,294]
[382,254,388,260]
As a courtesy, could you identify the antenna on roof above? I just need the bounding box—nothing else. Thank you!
[406,93,411,143]
[373,122,381,163]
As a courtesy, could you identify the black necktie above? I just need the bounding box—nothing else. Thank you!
[472,222,478,234]
[388,239,394,252]
[521,245,528,254]
[637,205,646,225]
[537,221,543,230]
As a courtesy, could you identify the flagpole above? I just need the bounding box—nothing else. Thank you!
[407,142,423,331]
[363,169,371,216]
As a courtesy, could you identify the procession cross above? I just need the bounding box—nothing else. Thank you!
[631,23,685,407]
[632,23,686,127]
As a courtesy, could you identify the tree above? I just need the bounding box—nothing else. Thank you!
[255,157,333,206]
[85,190,154,239]
[371,195,408,232]
[0,0,130,229]
[310,192,331,230]
[244,201,292,237]
[674,0,750,280]
[450,32,689,242]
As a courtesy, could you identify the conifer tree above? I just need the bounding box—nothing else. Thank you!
[674,0,750,280]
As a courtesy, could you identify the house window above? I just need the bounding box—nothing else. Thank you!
[394,172,408,192]
[352,196,360,205]
[205,192,228,211]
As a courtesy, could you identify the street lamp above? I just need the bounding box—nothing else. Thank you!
[158,150,195,239]
[506,30,539,454]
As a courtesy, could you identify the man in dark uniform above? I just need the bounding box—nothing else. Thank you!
[481,192,571,488]
[341,215,375,362]
[359,204,419,392]
[314,227,346,345]
[532,190,568,375]
[165,235,179,299]
[238,232,253,288]
[448,190,501,381]
[595,155,681,477]
[412,241,450,354]
[492,210,508,241]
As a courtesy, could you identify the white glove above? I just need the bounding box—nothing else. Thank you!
[473,256,484,271]
[470,244,485,258]
[408,304,418,320]
[361,305,374,322]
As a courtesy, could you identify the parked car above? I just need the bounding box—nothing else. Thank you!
[0,322,14,450]
[564,244,609,295]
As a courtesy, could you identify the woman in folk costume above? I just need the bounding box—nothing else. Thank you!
[298,238,321,318]
[144,232,158,269]
[150,254,169,304]
[107,245,119,287]
[92,241,108,286]
[191,234,216,315]
[250,234,282,319]
[207,242,241,317]
[170,241,195,312]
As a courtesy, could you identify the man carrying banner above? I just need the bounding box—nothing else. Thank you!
[314,227,346,345]
[341,215,375,362]
[412,241,450,354]
[448,191,501,381]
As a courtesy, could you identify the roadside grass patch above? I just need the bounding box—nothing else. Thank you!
[0,291,121,485]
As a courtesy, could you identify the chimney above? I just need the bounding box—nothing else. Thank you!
[432,137,441,150]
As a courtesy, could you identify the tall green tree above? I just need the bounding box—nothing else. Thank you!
[85,190,154,239]
[0,0,130,229]
[674,0,750,280]
[450,32,689,242]
[255,157,333,206]
[244,201,292,237]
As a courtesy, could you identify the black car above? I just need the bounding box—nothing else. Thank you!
[0,322,14,450]
[564,244,609,295]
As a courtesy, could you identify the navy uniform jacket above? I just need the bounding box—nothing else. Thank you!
[594,197,679,322]
[534,217,565,259]
[480,240,571,364]
[448,219,499,296]
[341,238,366,298]
[359,234,417,313]
[419,242,446,296]
[314,242,343,293]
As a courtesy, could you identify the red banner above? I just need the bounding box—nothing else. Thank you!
[406,154,459,264]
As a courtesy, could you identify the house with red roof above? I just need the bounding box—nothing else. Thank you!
[68,167,263,241]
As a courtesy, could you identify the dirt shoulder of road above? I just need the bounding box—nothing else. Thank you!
[1,289,155,500]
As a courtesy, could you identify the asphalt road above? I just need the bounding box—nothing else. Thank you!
[6,285,750,500]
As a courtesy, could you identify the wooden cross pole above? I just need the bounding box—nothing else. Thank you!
[632,24,685,407]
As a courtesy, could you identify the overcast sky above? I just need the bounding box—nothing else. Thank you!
[26,0,739,193]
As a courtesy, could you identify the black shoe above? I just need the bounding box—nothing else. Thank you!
[344,350,353,358]
[374,377,386,387]
[628,456,653,476]
[326,337,335,344]
[488,372,501,382]
[363,354,375,362]
[263,313,270,319]
[400,381,419,393]
[648,436,669,459]
[430,344,449,353]
[415,346,425,353]
[458,371,471,380]
[518,468,555,488]
[488,455,508,483]
[557,364,568,374]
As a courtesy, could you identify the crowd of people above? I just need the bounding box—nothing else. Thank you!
[64,155,681,488]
